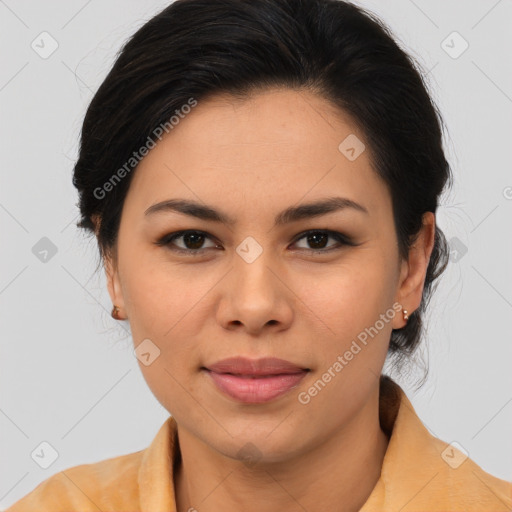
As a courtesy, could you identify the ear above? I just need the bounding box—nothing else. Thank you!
[91,214,127,320]
[393,212,436,329]
[104,252,127,320]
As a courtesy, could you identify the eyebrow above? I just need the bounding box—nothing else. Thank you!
[144,196,369,226]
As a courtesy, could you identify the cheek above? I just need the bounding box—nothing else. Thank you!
[121,251,216,347]
[296,257,395,406]
[293,252,397,338]
[120,239,172,307]
[135,357,187,419]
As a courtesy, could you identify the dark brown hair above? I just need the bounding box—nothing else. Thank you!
[72,0,452,378]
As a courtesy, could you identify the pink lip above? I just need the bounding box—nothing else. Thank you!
[205,371,308,403]
[206,356,309,375]
[203,357,309,403]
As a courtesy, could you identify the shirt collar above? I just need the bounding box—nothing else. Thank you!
[138,412,179,511]
[137,375,511,512]
[362,376,511,510]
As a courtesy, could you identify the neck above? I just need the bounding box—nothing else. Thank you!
[174,386,389,512]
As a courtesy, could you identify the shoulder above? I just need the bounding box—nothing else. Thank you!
[376,378,512,510]
[5,449,145,511]
[428,436,512,509]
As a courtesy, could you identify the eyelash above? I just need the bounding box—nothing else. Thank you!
[155,229,356,256]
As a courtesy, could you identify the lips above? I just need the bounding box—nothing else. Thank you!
[203,357,310,403]
[205,356,309,376]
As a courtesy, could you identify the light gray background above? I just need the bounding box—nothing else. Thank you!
[1,0,511,508]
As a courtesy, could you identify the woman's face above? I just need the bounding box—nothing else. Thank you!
[104,88,432,463]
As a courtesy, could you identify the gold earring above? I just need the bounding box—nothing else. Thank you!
[403,309,409,322]
[111,305,121,320]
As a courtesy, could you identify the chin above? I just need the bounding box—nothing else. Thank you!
[212,426,307,467]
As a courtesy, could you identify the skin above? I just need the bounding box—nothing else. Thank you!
[97,87,435,512]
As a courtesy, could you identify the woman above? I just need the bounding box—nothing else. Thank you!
[7,0,511,510]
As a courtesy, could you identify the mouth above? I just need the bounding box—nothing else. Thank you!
[204,356,310,375]
[202,356,310,403]
[202,369,309,404]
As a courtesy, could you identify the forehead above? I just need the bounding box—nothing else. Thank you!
[153,88,365,165]
[124,88,391,220]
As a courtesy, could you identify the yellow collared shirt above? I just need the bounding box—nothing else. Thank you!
[6,376,512,511]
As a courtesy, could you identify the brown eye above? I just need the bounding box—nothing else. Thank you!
[155,230,220,254]
[292,230,354,253]
[304,232,329,249]
[155,229,355,256]
[179,232,207,250]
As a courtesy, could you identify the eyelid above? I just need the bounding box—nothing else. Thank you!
[155,228,356,254]
[291,229,355,249]
[155,230,221,254]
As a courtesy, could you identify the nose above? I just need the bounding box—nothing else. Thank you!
[216,251,294,336]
